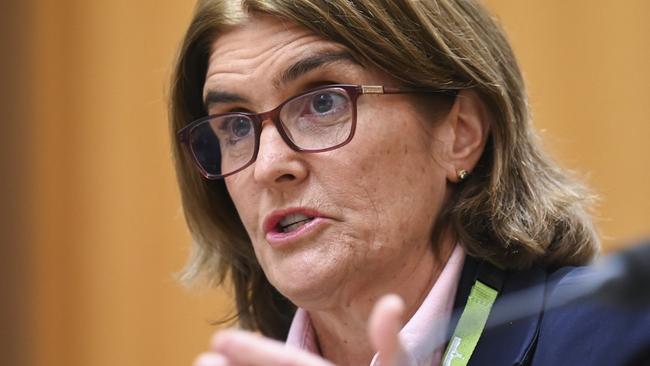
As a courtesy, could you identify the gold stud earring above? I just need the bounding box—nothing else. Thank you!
[457,169,470,181]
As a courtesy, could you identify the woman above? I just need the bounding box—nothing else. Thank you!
[170,1,649,365]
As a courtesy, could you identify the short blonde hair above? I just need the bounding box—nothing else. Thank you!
[170,0,599,339]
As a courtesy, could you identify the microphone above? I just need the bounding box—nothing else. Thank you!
[593,240,650,306]
[547,240,650,309]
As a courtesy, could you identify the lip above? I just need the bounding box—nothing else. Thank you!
[263,207,331,247]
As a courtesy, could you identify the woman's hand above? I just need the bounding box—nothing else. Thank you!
[193,330,335,366]
[368,294,412,366]
[193,294,412,366]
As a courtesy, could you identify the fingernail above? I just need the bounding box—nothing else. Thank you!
[382,294,405,312]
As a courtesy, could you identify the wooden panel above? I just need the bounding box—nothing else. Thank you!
[484,0,650,250]
[29,1,229,365]
[1,2,34,366]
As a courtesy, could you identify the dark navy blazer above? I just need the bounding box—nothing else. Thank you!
[452,256,650,366]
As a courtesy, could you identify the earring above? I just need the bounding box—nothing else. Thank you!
[457,169,470,181]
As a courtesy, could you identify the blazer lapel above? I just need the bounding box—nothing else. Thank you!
[450,256,548,366]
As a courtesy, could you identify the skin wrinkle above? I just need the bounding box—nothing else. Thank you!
[273,50,359,90]
[204,22,352,109]
[358,184,379,271]
[205,58,360,116]
[209,25,299,74]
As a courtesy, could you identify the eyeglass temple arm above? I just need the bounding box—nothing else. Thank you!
[361,85,458,97]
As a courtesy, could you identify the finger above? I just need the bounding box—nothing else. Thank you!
[211,329,335,366]
[193,352,230,366]
[368,294,411,366]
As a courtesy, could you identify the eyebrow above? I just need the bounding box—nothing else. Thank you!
[273,50,359,89]
[203,50,359,111]
[203,91,248,112]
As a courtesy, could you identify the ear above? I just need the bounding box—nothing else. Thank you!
[443,89,491,183]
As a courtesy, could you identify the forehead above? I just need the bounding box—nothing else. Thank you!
[203,16,359,99]
[208,16,337,63]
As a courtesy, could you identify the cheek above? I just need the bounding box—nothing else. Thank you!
[225,175,261,238]
[347,111,449,238]
[354,119,442,192]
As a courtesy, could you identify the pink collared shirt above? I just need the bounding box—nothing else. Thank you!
[286,245,465,366]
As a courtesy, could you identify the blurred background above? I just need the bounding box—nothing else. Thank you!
[1,1,648,365]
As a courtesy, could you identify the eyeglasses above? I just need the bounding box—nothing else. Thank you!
[177,84,457,180]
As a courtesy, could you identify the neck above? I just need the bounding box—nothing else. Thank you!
[308,239,456,366]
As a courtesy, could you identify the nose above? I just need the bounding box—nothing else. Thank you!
[252,122,309,187]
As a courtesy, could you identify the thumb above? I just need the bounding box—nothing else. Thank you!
[368,294,412,366]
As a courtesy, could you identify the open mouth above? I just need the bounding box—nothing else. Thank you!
[277,213,315,233]
[263,208,330,245]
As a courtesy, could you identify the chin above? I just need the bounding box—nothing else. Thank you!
[267,265,344,308]
[255,234,354,307]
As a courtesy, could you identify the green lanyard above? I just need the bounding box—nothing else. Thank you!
[442,262,504,366]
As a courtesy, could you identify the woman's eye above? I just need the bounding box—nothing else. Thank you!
[218,116,253,146]
[228,116,253,138]
[309,92,346,114]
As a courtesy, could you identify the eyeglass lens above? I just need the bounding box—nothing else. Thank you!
[188,86,354,177]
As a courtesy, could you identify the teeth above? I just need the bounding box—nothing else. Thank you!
[279,213,310,227]
[279,213,313,233]
[283,221,308,233]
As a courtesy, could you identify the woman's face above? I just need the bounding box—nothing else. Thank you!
[204,16,458,309]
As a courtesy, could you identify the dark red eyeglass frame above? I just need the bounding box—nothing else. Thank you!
[177,84,458,180]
